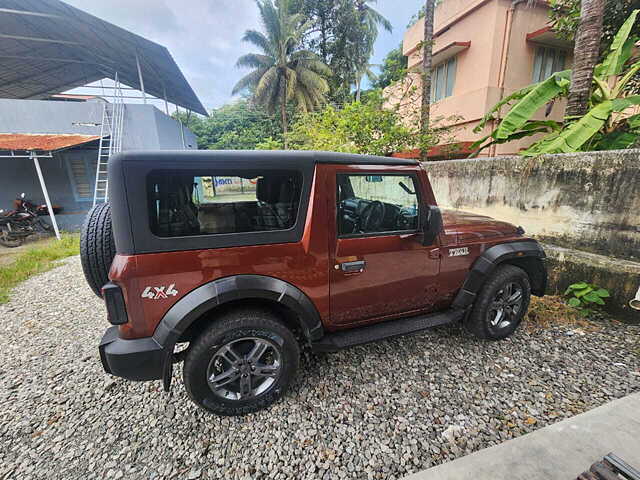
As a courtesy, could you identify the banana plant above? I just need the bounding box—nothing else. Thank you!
[471,9,640,157]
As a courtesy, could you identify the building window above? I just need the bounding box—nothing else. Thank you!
[65,155,97,202]
[532,47,566,83]
[431,57,457,103]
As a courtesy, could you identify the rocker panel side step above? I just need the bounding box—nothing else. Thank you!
[311,309,464,352]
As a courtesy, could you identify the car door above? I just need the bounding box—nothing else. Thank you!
[329,168,441,327]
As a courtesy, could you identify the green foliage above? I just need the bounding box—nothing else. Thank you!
[373,44,408,90]
[550,0,640,52]
[564,281,610,315]
[255,137,283,150]
[0,234,79,304]
[472,10,640,157]
[550,0,640,93]
[174,100,281,150]
[286,92,441,155]
[495,71,571,140]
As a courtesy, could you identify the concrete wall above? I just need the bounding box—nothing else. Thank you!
[425,150,640,260]
[0,98,104,136]
[424,150,640,320]
[0,99,197,150]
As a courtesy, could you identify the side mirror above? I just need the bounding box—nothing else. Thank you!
[422,206,443,246]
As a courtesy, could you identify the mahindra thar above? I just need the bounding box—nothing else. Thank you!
[80,150,547,416]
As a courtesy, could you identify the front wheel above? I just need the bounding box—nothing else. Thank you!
[465,264,531,340]
[183,309,300,416]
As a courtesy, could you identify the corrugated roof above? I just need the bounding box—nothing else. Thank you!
[0,133,100,151]
[0,0,207,115]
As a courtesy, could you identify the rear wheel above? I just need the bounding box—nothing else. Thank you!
[36,219,52,233]
[0,234,22,248]
[466,265,531,340]
[80,203,116,297]
[183,308,299,416]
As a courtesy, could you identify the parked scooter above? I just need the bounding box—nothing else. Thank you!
[0,193,60,247]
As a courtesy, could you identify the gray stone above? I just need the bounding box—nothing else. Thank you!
[0,256,638,480]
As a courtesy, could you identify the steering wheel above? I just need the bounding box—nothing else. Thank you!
[360,201,386,232]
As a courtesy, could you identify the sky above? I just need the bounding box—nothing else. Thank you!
[64,0,424,112]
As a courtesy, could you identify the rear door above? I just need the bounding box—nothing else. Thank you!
[328,166,441,327]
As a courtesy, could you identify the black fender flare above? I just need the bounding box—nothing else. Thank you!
[151,275,324,390]
[452,240,547,310]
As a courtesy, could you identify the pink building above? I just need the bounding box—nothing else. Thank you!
[384,0,573,157]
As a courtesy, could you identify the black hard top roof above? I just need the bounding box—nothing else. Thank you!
[113,150,419,167]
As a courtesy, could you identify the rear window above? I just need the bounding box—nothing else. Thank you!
[147,171,302,237]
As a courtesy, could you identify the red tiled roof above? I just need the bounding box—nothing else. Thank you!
[392,142,476,160]
[0,133,100,152]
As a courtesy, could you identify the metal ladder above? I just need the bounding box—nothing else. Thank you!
[93,75,125,207]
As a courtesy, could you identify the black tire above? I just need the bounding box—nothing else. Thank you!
[465,264,531,340]
[80,203,116,297]
[183,308,300,416]
[36,219,52,233]
[0,235,22,248]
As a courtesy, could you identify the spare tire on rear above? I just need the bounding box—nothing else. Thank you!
[80,203,116,297]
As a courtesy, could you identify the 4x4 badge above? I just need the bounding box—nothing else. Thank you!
[141,284,178,300]
[449,247,469,257]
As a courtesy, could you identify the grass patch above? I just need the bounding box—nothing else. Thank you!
[0,233,80,304]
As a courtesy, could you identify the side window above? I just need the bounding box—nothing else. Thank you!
[148,171,302,237]
[337,174,420,236]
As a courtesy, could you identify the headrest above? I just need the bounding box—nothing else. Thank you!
[256,176,291,204]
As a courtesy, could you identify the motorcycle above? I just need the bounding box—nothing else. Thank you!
[0,193,61,248]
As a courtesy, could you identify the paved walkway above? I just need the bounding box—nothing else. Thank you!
[404,392,640,480]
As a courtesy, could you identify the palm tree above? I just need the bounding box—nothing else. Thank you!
[354,63,378,102]
[233,0,331,148]
[420,0,436,161]
[566,0,606,117]
[356,0,393,41]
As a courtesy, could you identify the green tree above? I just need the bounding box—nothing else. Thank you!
[566,0,606,116]
[550,0,640,51]
[286,91,451,155]
[294,0,391,102]
[373,44,408,90]
[420,0,436,161]
[550,0,640,95]
[174,100,281,150]
[233,0,331,148]
[407,1,442,29]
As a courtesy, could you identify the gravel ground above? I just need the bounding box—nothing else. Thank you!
[1,257,639,480]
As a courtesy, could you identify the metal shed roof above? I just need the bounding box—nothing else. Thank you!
[0,0,207,115]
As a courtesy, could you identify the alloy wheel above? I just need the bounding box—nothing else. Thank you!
[487,282,524,330]
[206,337,282,400]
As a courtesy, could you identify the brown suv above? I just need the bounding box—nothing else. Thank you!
[80,150,546,416]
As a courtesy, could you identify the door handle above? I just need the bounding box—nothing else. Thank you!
[339,260,366,273]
